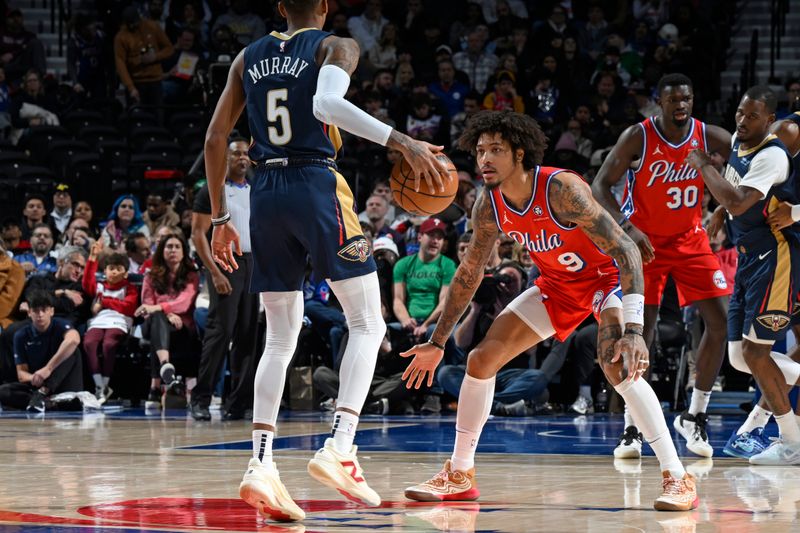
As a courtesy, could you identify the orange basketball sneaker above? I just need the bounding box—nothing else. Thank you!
[654,471,699,511]
[404,460,479,502]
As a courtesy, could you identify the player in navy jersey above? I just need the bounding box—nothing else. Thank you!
[203,0,449,522]
[687,85,800,465]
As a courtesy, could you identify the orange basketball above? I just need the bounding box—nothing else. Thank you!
[390,153,459,216]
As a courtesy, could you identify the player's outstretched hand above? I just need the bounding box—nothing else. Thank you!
[403,138,450,193]
[625,224,655,264]
[612,332,649,382]
[400,342,444,389]
[707,205,727,238]
[211,222,242,273]
[767,201,795,232]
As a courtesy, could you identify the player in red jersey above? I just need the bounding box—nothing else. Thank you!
[593,73,732,458]
[401,110,697,511]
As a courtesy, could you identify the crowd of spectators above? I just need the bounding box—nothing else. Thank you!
[0,0,790,415]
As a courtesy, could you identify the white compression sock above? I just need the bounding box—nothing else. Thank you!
[331,410,359,453]
[728,341,800,385]
[738,404,772,435]
[253,429,275,470]
[92,373,103,389]
[688,388,712,415]
[775,411,800,443]
[615,379,685,479]
[579,385,591,399]
[102,376,110,387]
[623,405,635,429]
[328,273,384,414]
[253,292,304,426]
[451,374,495,472]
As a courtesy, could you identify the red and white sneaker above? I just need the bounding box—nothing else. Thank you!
[307,437,381,506]
[654,471,698,511]
[404,460,479,502]
[239,458,305,522]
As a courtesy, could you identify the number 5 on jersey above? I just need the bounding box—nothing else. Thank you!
[267,89,292,145]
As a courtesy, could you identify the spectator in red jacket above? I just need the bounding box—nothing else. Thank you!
[82,238,138,404]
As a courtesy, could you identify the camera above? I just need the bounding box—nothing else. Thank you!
[473,273,514,306]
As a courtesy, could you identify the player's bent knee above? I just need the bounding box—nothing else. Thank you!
[466,348,498,379]
[728,340,751,374]
[598,359,625,386]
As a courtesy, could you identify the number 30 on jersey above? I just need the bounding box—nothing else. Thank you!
[666,185,698,209]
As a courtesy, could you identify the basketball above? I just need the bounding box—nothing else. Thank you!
[390,153,459,216]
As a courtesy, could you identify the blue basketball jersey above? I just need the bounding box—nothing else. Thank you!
[242,28,342,161]
[723,134,798,248]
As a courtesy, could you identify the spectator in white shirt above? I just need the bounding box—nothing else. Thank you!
[347,0,388,54]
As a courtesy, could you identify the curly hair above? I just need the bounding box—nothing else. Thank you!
[148,234,195,295]
[457,110,548,171]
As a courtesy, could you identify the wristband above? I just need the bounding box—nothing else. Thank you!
[622,293,645,325]
[791,204,800,222]
[428,339,445,350]
[211,212,231,226]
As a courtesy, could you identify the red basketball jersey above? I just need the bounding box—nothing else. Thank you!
[487,166,618,286]
[621,117,707,236]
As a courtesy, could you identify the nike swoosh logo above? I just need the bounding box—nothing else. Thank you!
[758,250,773,260]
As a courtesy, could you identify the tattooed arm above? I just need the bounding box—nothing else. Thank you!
[429,192,501,346]
[549,172,644,332]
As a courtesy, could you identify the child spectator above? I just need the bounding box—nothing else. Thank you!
[82,238,138,403]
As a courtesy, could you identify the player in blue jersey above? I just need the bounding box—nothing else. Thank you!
[203,0,450,523]
[686,85,800,466]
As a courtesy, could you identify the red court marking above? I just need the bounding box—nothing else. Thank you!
[0,498,491,532]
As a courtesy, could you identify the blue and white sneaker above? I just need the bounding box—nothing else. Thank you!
[723,428,770,459]
[749,437,800,465]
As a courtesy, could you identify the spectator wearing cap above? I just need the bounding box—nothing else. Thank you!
[428,59,470,119]
[14,224,57,277]
[361,194,406,257]
[0,290,83,412]
[348,0,389,53]
[452,30,498,93]
[483,70,524,113]
[51,184,73,236]
[0,9,46,83]
[114,6,174,108]
[372,235,399,319]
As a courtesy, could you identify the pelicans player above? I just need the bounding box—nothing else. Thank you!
[687,86,800,465]
[204,0,448,522]
[593,73,732,458]
[401,110,697,511]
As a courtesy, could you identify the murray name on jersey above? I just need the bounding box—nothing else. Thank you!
[247,55,310,84]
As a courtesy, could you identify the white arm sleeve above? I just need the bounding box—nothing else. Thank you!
[740,146,789,199]
[313,64,393,146]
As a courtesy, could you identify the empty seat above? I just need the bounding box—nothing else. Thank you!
[129,126,174,151]
[79,125,121,148]
[27,125,72,158]
[63,109,106,134]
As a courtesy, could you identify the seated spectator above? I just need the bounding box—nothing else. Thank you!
[161,28,205,104]
[453,179,477,234]
[50,184,73,236]
[372,235,399,320]
[0,66,9,137]
[136,234,199,409]
[212,0,266,47]
[73,200,98,236]
[0,290,82,412]
[19,193,53,247]
[82,238,138,404]
[450,90,481,148]
[0,9,46,83]
[452,29,498,94]
[440,261,548,415]
[366,22,398,72]
[483,70,524,113]
[125,232,151,275]
[57,217,92,252]
[0,242,24,329]
[10,69,59,139]
[143,192,180,236]
[428,59,470,119]
[360,194,406,256]
[165,1,210,44]
[303,273,346,367]
[404,93,449,148]
[101,194,151,251]
[347,0,389,53]
[14,224,57,277]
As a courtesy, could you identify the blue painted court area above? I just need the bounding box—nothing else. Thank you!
[179,412,772,458]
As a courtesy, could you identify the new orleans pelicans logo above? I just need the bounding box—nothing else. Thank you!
[756,313,790,332]
[339,238,370,262]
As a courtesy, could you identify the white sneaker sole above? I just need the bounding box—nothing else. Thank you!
[673,416,713,458]
[307,456,381,507]
[239,479,305,522]
[613,446,642,459]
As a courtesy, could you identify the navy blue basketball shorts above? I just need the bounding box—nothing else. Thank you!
[728,238,800,344]
[249,163,376,292]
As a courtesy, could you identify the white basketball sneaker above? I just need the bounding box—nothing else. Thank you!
[673,411,713,457]
[749,437,800,466]
[614,426,643,459]
[239,458,305,522]
[307,437,381,506]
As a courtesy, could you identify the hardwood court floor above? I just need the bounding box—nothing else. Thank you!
[0,410,797,532]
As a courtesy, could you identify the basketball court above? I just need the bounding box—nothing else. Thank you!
[0,409,796,532]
